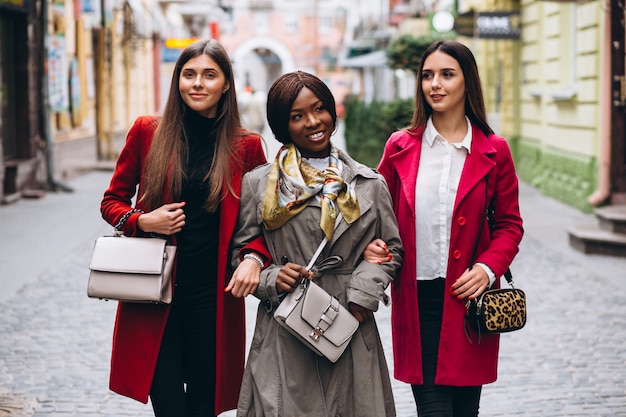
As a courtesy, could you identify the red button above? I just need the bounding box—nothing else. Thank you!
[457,216,466,226]
[452,249,462,259]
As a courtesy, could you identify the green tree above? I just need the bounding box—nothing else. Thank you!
[385,35,438,73]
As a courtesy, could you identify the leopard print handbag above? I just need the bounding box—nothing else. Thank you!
[463,175,527,344]
[464,270,527,341]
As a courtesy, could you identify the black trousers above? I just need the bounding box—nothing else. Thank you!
[150,283,217,417]
[411,278,482,417]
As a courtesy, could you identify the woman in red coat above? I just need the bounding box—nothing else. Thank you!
[370,40,523,416]
[100,39,270,417]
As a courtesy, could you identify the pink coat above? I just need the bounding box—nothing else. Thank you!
[377,126,523,386]
[100,115,270,414]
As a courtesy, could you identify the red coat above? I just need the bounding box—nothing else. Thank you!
[377,126,523,386]
[100,115,270,414]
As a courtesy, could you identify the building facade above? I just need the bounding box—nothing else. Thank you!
[216,0,388,111]
[461,0,624,214]
[50,0,165,181]
[0,0,44,203]
[0,0,166,203]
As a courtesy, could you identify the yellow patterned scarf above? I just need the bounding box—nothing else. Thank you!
[262,144,360,240]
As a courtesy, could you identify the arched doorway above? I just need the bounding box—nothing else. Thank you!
[231,36,295,92]
[232,37,296,158]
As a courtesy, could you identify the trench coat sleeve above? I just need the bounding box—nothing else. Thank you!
[347,176,403,312]
[230,167,282,307]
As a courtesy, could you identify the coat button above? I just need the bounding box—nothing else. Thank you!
[457,216,466,226]
[452,249,462,259]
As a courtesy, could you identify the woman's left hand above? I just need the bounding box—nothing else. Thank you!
[363,239,391,264]
[349,302,374,322]
[225,258,261,298]
[449,266,490,300]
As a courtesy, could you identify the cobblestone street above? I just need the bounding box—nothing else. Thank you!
[1,170,625,416]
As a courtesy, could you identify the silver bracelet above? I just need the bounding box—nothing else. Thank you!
[243,253,265,270]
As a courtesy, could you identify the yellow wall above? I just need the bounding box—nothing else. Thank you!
[52,0,157,150]
[458,0,520,139]
[516,0,603,210]
[519,0,602,158]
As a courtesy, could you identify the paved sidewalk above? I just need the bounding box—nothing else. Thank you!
[0,168,625,416]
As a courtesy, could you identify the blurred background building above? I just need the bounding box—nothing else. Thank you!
[0,0,624,254]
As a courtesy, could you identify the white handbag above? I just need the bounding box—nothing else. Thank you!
[88,235,176,304]
[273,214,359,363]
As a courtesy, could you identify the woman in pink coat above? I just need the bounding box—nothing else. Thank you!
[370,40,523,416]
[100,40,270,417]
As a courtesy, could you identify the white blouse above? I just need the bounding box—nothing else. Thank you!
[415,117,495,285]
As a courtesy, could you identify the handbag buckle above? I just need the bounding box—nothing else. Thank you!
[309,299,340,342]
[309,327,322,341]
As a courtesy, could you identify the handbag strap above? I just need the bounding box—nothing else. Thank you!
[305,213,344,271]
[304,177,356,272]
[468,175,514,286]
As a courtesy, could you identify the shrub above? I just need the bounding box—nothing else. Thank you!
[344,96,413,168]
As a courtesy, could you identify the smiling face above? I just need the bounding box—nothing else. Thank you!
[287,87,333,158]
[421,50,466,117]
[179,54,229,118]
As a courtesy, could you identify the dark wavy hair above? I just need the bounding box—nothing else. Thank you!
[407,40,493,136]
[266,70,338,145]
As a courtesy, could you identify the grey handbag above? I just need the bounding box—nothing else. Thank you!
[273,213,359,363]
[274,278,359,363]
[88,234,176,304]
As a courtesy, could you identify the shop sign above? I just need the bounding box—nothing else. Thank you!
[455,10,521,40]
[165,38,198,49]
[476,12,521,39]
[454,11,476,37]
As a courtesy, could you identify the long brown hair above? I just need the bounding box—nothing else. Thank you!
[407,40,493,136]
[140,39,244,212]
[266,70,338,145]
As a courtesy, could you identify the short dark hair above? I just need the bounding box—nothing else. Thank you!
[409,40,493,136]
[266,71,338,144]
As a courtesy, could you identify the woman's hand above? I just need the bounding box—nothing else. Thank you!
[449,266,490,300]
[137,202,186,235]
[276,262,312,293]
[225,257,261,298]
[363,239,391,264]
[349,302,374,322]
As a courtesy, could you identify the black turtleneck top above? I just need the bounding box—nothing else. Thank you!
[175,110,221,287]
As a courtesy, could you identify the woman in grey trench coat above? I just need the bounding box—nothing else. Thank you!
[230,71,403,417]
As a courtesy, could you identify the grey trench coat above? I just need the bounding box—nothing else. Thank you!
[231,151,403,417]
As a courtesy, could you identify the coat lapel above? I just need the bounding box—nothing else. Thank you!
[329,154,379,244]
[455,126,496,206]
[390,133,421,218]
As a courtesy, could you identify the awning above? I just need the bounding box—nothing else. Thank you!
[339,50,388,68]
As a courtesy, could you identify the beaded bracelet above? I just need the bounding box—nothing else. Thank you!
[243,253,265,270]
